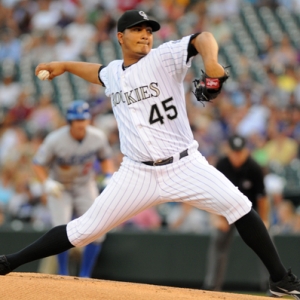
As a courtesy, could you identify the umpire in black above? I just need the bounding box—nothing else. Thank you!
[203,134,269,291]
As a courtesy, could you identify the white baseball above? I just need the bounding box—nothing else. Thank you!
[37,70,50,81]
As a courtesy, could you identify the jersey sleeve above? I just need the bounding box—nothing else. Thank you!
[157,35,197,83]
[98,60,122,97]
[99,66,110,95]
[98,65,106,87]
[32,134,55,166]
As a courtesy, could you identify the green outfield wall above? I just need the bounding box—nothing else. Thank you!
[1,227,299,291]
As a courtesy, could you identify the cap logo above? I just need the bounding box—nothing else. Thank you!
[233,138,243,147]
[139,11,149,20]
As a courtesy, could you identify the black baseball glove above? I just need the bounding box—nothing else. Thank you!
[192,67,229,103]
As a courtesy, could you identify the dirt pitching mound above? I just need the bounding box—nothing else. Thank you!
[2,273,271,300]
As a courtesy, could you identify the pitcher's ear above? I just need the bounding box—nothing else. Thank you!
[117,32,123,45]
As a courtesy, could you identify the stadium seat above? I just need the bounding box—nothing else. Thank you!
[98,40,117,65]
[282,159,300,206]
[239,3,268,52]
[275,6,300,48]
[257,6,283,44]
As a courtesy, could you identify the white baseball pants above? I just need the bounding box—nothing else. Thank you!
[67,143,252,247]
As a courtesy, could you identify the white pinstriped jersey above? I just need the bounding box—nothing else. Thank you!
[33,125,111,186]
[67,34,253,247]
[100,35,195,162]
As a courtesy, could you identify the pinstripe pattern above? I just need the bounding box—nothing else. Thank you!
[66,34,252,247]
[67,156,161,246]
[67,142,251,247]
[100,36,194,162]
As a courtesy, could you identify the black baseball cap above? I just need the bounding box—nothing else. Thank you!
[117,10,160,33]
[228,135,246,151]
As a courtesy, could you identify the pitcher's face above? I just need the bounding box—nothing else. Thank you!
[118,23,153,59]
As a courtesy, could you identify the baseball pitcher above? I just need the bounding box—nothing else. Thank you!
[1,10,300,299]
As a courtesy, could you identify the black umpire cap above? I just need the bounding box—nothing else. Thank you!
[228,135,246,151]
[117,10,160,33]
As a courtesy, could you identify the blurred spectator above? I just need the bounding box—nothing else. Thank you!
[259,35,274,65]
[293,206,300,233]
[7,170,34,222]
[207,0,240,18]
[0,29,21,63]
[166,203,211,233]
[294,71,300,105]
[0,164,15,211]
[191,115,223,165]
[277,66,298,105]
[236,94,270,137]
[27,94,65,135]
[81,0,117,12]
[29,130,48,153]
[29,29,58,64]
[85,83,111,119]
[264,171,286,227]
[264,125,298,166]
[30,0,61,32]
[12,0,34,34]
[267,35,298,72]
[94,12,116,45]
[3,90,34,127]
[161,0,188,21]
[269,200,296,235]
[285,105,300,144]
[264,69,282,104]
[137,0,168,22]
[277,0,298,11]
[0,3,19,34]
[55,0,79,27]
[7,167,51,228]
[156,19,179,43]
[121,207,162,231]
[30,198,52,229]
[203,14,232,46]
[250,133,269,168]
[64,10,97,57]
[0,73,22,111]
[0,125,28,166]
[117,0,143,12]
[55,32,80,61]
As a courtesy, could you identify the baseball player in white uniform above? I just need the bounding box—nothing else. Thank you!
[1,10,300,298]
[32,100,114,277]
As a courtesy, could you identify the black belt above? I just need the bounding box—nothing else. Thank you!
[142,149,189,166]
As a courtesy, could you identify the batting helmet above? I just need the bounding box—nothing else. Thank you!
[66,100,91,121]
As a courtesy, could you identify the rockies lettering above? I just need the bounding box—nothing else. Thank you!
[112,82,160,106]
[99,36,195,162]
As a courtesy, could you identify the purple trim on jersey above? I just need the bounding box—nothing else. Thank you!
[98,65,106,87]
[186,32,201,63]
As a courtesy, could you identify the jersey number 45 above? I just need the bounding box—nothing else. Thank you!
[149,97,178,125]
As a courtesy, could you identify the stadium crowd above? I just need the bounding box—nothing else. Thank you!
[0,0,300,236]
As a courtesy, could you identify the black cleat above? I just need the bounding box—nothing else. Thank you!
[0,255,11,275]
[269,269,300,299]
